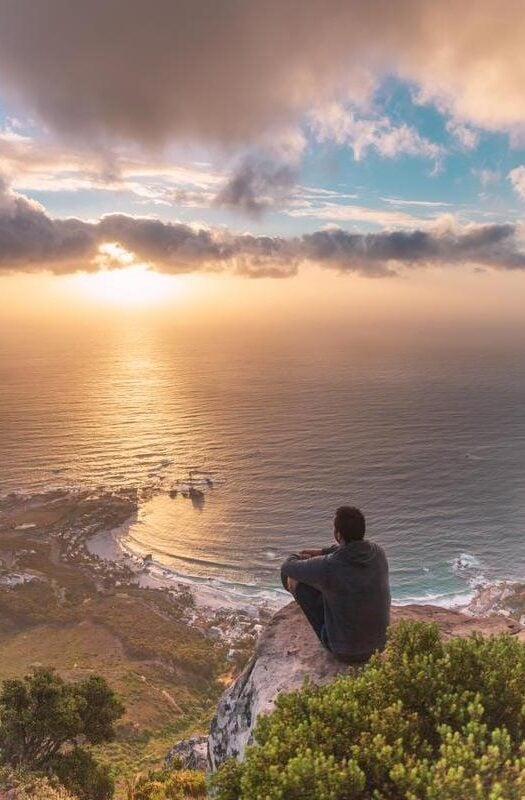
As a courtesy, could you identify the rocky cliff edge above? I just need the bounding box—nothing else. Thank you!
[208,600,523,770]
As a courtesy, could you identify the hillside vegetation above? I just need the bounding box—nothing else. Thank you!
[0,569,226,781]
[0,502,231,778]
[1,621,524,799]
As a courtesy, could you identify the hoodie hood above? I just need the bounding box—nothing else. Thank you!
[338,540,379,566]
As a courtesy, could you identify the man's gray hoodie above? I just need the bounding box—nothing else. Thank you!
[281,540,390,660]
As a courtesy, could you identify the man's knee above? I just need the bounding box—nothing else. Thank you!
[281,559,300,594]
[294,581,321,605]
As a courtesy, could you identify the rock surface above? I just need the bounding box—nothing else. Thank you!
[165,735,208,771]
[208,600,522,769]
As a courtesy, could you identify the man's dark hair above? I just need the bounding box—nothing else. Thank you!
[334,506,366,542]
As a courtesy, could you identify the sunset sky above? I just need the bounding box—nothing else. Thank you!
[2,1,525,324]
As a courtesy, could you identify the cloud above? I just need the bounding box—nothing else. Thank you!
[302,221,525,274]
[214,157,298,215]
[508,166,525,200]
[381,197,451,208]
[214,129,306,214]
[445,119,479,150]
[0,177,297,276]
[286,202,423,228]
[0,129,223,205]
[0,177,99,272]
[1,180,525,278]
[473,169,501,188]
[1,1,525,150]
[310,104,443,163]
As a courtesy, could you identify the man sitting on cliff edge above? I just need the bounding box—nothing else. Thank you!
[281,506,391,663]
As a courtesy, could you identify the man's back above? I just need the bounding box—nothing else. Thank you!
[322,540,390,660]
[281,539,390,660]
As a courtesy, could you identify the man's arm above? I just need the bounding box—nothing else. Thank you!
[281,553,329,591]
[299,544,338,558]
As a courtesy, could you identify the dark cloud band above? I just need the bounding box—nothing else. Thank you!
[1,181,524,277]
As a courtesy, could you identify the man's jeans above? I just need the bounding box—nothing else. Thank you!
[281,568,331,651]
[295,582,331,650]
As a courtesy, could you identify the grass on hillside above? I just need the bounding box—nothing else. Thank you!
[0,574,230,783]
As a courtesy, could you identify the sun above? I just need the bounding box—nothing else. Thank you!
[78,264,171,307]
[69,245,181,308]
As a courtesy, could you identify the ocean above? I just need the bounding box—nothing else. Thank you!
[1,315,525,606]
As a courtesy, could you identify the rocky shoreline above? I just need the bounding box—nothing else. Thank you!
[2,487,525,644]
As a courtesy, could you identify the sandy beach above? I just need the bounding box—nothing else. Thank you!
[87,522,286,618]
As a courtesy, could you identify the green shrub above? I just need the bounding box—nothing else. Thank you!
[51,748,114,800]
[0,766,78,799]
[212,622,525,800]
[127,766,207,800]
[163,768,207,798]
[0,668,123,799]
[0,668,124,769]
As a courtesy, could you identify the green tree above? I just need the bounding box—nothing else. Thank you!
[212,622,525,800]
[51,748,114,800]
[0,668,123,798]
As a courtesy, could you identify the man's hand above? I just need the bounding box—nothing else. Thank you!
[286,576,299,594]
[298,548,323,559]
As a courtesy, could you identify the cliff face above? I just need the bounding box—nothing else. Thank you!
[208,601,348,770]
[208,600,521,769]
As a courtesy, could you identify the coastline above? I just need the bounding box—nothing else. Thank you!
[85,502,524,625]
[2,486,524,629]
[87,523,286,617]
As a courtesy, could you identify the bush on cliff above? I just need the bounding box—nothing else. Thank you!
[0,668,124,799]
[212,621,525,800]
[124,764,207,799]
